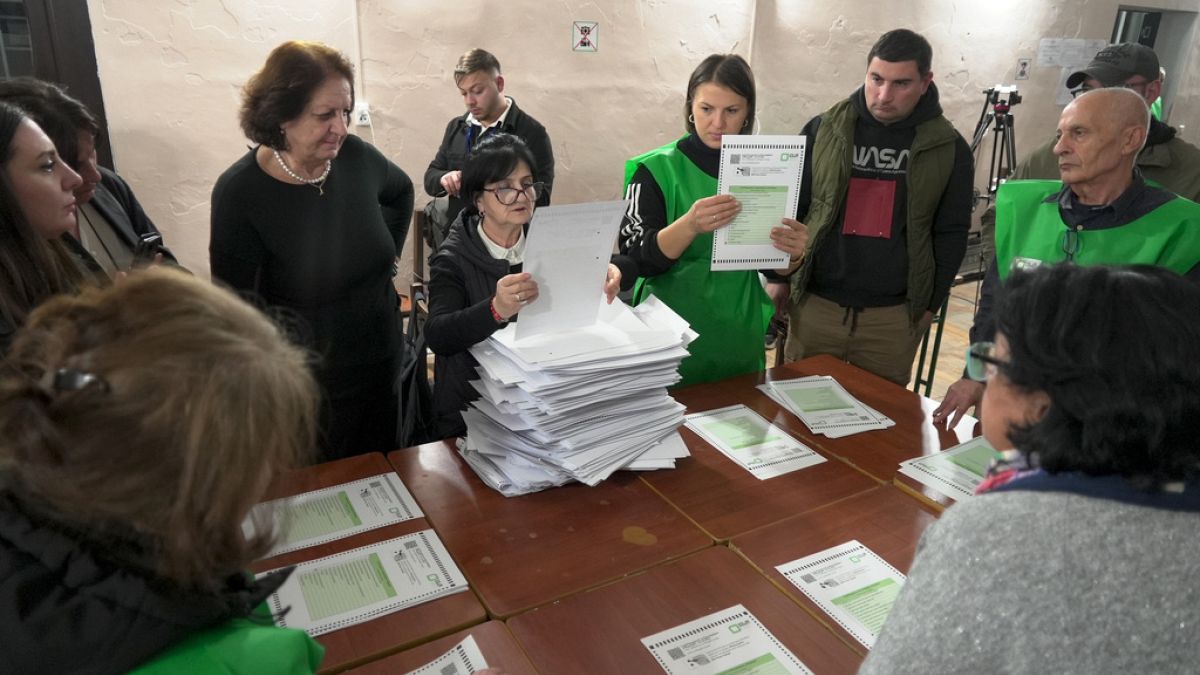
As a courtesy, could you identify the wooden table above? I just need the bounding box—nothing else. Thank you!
[765,355,978,483]
[349,621,538,674]
[649,372,879,541]
[507,545,863,674]
[251,453,487,673]
[388,441,713,619]
[729,485,939,655]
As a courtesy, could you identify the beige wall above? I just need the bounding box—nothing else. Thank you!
[88,0,1200,278]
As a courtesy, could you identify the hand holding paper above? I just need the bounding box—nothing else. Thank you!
[494,272,538,320]
[687,194,742,234]
[603,263,621,303]
[771,217,810,264]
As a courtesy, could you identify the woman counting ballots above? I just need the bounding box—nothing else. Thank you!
[210,41,414,461]
[426,133,636,439]
[0,268,322,674]
[861,264,1200,673]
[619,54,809,387]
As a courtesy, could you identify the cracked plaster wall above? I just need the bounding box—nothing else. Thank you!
[89,0,1200,279]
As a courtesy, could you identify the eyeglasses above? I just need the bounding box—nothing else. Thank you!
[965,341,1010,382]
[483,182,544,205]
[1061,227,1082,261]
[1070,77,1152,99]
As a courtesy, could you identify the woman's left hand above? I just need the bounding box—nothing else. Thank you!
[603,264,621,304]
[771,218,809,269]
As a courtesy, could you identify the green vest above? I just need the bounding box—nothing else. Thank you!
[130,604,324,674]
[789,99,958,323]
[994,180,1200,281]
[625,136,773,387]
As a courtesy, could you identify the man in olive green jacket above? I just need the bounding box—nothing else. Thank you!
[778,29,973,385]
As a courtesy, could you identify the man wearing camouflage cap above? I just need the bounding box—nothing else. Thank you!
[1014,42,1200,200]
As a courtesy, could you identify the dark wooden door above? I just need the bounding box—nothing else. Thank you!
[2,0,111,167]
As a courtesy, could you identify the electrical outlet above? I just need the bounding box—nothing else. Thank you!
[354,102,371,126]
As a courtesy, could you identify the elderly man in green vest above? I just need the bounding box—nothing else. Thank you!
[933,87,1200,428]
[775,29,974,385]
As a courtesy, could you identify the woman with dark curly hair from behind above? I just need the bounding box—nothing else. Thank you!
[861,263,1200,674]
[0,268,322,674]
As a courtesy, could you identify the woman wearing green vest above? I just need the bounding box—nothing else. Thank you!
[0,269,323,674]
[620,54,808,387]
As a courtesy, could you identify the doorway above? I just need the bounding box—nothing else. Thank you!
[1113,7,1198,122]
[0,0,110,167]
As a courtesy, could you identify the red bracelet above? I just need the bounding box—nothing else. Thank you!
[490,298,506,324]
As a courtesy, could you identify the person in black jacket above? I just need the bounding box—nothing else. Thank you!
[424,49,555,229]
[0,268,323,674]
[426,134,633,439]
[0,77,176,272]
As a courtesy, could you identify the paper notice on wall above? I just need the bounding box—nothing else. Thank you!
[1037,38,1108,67]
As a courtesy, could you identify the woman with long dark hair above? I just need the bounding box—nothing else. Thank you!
[0,101,101,353]
[619,54,808,387]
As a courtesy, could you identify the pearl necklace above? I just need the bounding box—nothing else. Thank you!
[273,149,332,195]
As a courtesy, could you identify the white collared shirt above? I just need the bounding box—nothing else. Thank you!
[466,96,513,131]
[477,221,525,265]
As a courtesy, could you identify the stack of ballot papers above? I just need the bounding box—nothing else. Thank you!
[460,295,696,496]
[758,375,895,438]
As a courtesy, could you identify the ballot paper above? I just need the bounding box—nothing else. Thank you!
[758,376,894,438]
[246,473,423,558]
[404,635,489,675]
[515,200,627,339]
[263,529,468,636]
[898,436,997,501]
[777,540,905,649]
[711,135,805,271]
[641,604,813,675]
[685,404,826,480]
[462,295,694,496]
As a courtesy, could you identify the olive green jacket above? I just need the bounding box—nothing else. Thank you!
[789,98,960,323]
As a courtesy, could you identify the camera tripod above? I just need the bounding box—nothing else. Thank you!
[970,85,1021,211]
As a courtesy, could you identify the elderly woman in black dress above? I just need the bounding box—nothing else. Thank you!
[211,40,414,460]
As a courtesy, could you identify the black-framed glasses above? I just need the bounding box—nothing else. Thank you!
[1070,77,1152,99]
[483,182,544,205]
[1061,227,1082,261]
[966,341,1010,382]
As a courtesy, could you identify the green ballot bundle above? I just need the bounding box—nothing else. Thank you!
[263,529,468,636]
